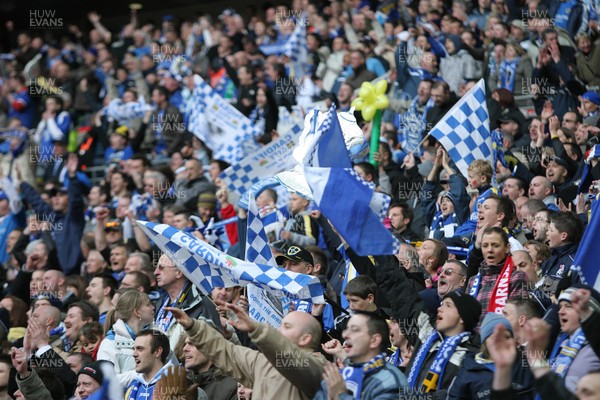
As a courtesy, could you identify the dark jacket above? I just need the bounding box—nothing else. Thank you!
[491,370,577,400]
[539,242,579,297]
[375,255,479,398]
[582,311,600,359]
[447,350,534,400]
[346,65,377,91]
[154,283,222,333]
[190,366,238,400]
[20,176,85,275]
[426,93,458,132]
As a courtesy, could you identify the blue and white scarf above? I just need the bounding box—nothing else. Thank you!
[340,353,386,400]
[154,283,192,333]
[498,58,520,92]
[396,97,435,155]
[429,211,460,240]
[388,349,403,367]
[407,331,469,392]
[550,328,587,378]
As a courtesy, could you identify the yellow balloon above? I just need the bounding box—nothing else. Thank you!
[374,80,388,95]
[358,83,375,103]
[374,96,389,109]
[362,105,376,121]
[351,97,364,110]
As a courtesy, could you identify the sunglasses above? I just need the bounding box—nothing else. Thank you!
[439,268,464,277]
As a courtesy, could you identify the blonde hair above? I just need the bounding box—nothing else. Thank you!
[467,160,493,181]
[103,289,150,334]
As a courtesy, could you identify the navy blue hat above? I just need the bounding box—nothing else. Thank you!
[444,291,482,332]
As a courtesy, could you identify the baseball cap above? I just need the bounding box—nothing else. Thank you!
[276,244,314,266]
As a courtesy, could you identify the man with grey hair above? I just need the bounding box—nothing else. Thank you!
[173,158,216,212]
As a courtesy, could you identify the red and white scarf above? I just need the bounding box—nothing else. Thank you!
[488,256,515,314]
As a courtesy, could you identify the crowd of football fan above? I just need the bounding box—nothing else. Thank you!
[0,0,600,399]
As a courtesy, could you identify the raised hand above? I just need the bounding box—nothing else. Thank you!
[162,307,194,330]
[11,347,30,378]
[225,302,257,333]
[571,288,593,321]
[323,363,347,400]
[488,324,517,369]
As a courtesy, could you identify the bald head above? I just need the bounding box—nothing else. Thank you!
[33,304,61,328]
[279,311,322,350]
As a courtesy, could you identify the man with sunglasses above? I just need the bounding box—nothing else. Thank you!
[419,260,468,319]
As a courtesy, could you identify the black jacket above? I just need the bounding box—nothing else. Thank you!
[189,366,238,400]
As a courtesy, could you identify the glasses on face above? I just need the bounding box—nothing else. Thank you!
[533,216,549,223]
[105,221,121,228]
[155,264,176,271]
[439,268,464,277]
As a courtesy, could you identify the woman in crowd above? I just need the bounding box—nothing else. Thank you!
[97,289,155,374]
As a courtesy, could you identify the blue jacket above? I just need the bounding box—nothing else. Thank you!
[395,42,441,99]
[313,363,408,400]
[20,176,85,275]
[447,351,534,400]
[549,0,584,39]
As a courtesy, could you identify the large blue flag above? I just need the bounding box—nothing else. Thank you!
[304,167,400,256]
[429,79,494,180]
[572,198,600,290]
[304,104,353,168]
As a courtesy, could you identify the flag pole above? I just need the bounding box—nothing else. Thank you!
[415,133,431,150]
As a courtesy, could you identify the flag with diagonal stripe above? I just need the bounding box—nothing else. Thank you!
[136,221,324,302]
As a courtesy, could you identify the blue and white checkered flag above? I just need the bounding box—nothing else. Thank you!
[246,194,278,267]
[186,74,261,164]
[102,97,154,123]
[220,124,302,197]
[283,14,308,79]
[246,194,289,326]
[428,79,493,180]
[136,221,324,302]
